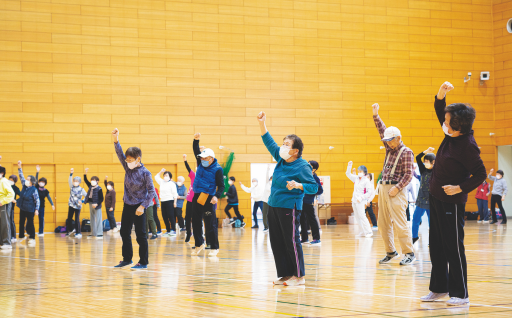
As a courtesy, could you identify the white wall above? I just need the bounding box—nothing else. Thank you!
[497,146,512,212]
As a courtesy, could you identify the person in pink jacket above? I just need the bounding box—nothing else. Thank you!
[183,154,196,242]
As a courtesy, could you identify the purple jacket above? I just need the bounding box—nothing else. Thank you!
[115,142,156,208]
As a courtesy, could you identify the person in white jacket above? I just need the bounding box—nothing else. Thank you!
[346,161,374,238]
[155,169,178,236]
[240,178,265,229]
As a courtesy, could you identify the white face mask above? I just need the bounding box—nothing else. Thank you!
[228,181,234,186]
[73,182,79,187]
[9,180,14,186]
[107,185,113,191]
[25,180,31,187]
[279,146,292,160]
[497,175,502,180]
[91,181,97,186]
[177,182,183,187]
[39,182,45,187]
[442,123,453,136]
[127,160,138,170]
[358,173,364,177]
[252,181,258,186]
[164,176,170,182]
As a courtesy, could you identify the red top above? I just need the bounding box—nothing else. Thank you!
[153,187,160,205]
[475,182,490,200]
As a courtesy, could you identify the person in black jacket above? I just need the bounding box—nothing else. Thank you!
[35,165,55,236]
[412,147,436,245]
[104,176,118,233]
[224,176,245,226]
[8,175,21,243]
[84,168,104,239]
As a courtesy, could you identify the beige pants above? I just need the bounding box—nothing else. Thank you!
[377,184,413,255]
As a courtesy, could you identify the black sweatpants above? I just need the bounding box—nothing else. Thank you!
[107,208,117,229]
[175,207,185,229]
[491,194,507,223]
[429,195,468,299]
[185,200,192,238]
[161,200,176,232]
[120,203,149,265]
[365,202,378,227]
[268,206,305,278]
[19,210,35,239]
[153,207,161,232]
[300,203,320,242]
[9,203,16,239]
[225,204,244,220]
[67,206,81,234]
[192,192,219,249]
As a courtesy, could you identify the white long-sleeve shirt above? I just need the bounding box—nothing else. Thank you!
[346,164,373,204]
[241,182,264,202]
[155,173,178,202]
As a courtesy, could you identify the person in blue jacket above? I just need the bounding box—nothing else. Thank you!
[257,111,318,287]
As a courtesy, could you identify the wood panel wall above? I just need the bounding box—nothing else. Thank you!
[0,0,501,229]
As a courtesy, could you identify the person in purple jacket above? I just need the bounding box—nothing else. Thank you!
[111,128,157,271]
[420,82,486,306]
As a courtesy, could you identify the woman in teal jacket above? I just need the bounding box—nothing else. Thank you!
[257,111,318,287]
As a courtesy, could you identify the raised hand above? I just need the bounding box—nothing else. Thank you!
[348,161,353,167]
[85,168,89,174]
[105,175,108,180]
[372,103,379,116]
[36,165,40,172]
[183,154,187,161]
[112,128,119,142]
[490,168,494,174]
[437,82,454,99]
[194,133,201,140]
[257,111,266,122]
[424,147,435,154]
[70,168,74,174]
[18,160,22,168]
[160,168,166,174]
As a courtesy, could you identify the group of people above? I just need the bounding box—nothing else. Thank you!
[0,80,502,306]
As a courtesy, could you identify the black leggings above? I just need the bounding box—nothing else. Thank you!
[153,207,161,232]
[175,207,185,229]
[225,204,244,220]
[185,201,193,237]
[67,207,81,234]
[19,210,35,239]
[365,202,378,227]
[107,208,117,229]
[161,200,176,232]
[491,194,507,223]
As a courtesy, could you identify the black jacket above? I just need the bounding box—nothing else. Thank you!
[226,184,239,204]
[84,175,104,210]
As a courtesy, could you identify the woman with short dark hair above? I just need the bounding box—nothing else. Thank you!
[420,82,487,306]
[257,111,318,286]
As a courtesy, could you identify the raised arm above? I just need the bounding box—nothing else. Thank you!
[346,162,357,183]
[69,168,74,188]
[154,170,164,185]
[257,112,281,161]
[84,168,91,188]
[488,169,496,181]
[240,182,252,193]
[112,128,128,171]
[435,82,454,126]
[17,161,26,185]
[193,133,201,167]
[183,154,192,173]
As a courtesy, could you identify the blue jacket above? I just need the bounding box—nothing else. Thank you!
[262,132,318,210]
[193,158,224,196]
[176,184,187,208]
[303,173,323,205]
[17,186,39,213]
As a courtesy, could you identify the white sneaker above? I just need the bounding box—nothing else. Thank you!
[483,220,489,223]
[447,297,470,306]
[477,220,482,223]
[372,226,378,231]
[28,239,36,246]
[0,245,13,250]
[11,238,17,243]
[191,244,205,255]
[283,276,305,286]
[208,249,219,256]
[356,232,364,237]
[37,233,44,236]
[273,276,291,285]
[365,232,373,238]
[113,227,119,233]
[95,236,103,240]
[420,292,449,302]
[87,235,93,239]
[75,234,82,238]
[18,237,27,242]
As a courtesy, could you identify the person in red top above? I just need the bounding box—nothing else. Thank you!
[153,188,162,235]
[475,181,491,223]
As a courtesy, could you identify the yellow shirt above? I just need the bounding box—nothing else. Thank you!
[0,177,15,205]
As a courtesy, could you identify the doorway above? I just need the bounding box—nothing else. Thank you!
[248,163,276,222]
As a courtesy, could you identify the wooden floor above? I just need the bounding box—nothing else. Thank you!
[1,220,511,317]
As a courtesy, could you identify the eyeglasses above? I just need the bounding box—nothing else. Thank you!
[125,159,137,163]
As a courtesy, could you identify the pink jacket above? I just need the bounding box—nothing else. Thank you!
[186,170,195,202]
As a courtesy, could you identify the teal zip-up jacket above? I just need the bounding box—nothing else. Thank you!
[262,131,318,210]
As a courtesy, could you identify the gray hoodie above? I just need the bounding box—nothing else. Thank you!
[489,174,508,197]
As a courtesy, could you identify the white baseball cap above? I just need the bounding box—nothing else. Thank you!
[382,126,401,142]
[197,148,215,159]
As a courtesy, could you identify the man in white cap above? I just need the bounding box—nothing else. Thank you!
[372,103,415,265]
[190,133,224,256]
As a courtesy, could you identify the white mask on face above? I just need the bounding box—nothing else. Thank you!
[228,181,234,186]
[177,182,183,187]
[252,181,258,186]
[107,185,113,191]
[164,176,170,182]
[279,146,292,160]
[358,172,364,177]
[73,182,79,187]
[91,181,97,186]
[497,175,502,180]
[442,123,453,136]
[25,180,31,187]
[127,160,138,170]
[9,180,14,186]
[39,182,45,187]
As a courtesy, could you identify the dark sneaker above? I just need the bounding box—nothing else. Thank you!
[301,240,310,244]
[131,263,147,271]
[185,235,191,243]
[205,245,211,250]
[400,253,416,266]
[150,235,158,240]
[413,237,419,244]
[263,228,269,233]
[228,218,236,225]
[251,225,259,229]
[114,261,133,268]
[379,252,399,264]
[310,240,321,246]
[241,222,246,228]
[490,221,497,224]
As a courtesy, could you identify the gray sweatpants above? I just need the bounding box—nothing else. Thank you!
[89,205,103,236]
[1,205,12,246]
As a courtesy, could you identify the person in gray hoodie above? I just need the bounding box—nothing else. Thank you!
[489,169,508,224]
